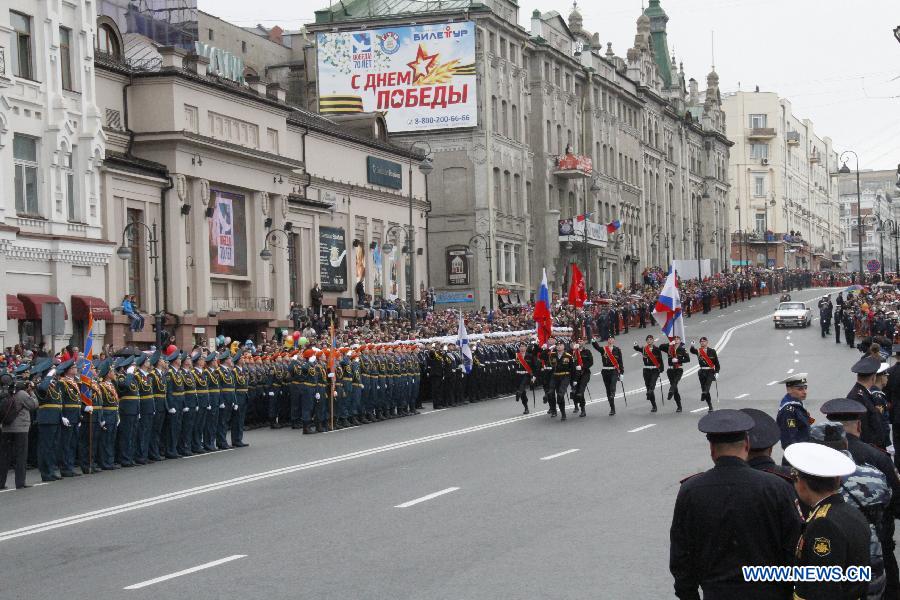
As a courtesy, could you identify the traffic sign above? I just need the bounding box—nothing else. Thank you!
[867,259,881,273]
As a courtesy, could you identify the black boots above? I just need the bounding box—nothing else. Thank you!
[650,399,658,413]
[675,402,683,413]
[302,422,312,434]
[608,398,616,416]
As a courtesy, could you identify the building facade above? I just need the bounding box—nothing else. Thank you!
[1,0,111,352]
[308,0,731,306]
[838,169,900,275]
[724,91,842,271]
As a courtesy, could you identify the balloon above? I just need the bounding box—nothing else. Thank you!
[224,337,231,344]
[298,337,309,346]
[292,331,301,340]
[283,338,294,348]
[281,329,289,336]
[230,341,239,353]
[165,344,177,355]
[217,335,225,345]
[616,281,624,289]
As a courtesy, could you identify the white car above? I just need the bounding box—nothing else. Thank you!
[773,302,812,328]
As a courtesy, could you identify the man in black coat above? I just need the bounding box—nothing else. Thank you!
[659,336,690,413]
[817,295,833,337]
[592,336,622,416]
[569,340,593,417]
[847,356,890,448]
[690,337,720,413]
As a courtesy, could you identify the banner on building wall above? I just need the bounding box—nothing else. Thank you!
[367,156,403,189]
[316,21,477,132]
[373,243,383,298]
[446,247,469,286]
[319,227,348,292]
[386,246,399,300]
[208,190,247,276]
[434,290,474,304]
[353,239,366,284]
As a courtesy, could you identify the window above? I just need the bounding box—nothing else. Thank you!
[564,73,571,92]
[754,175,766,197]
[60,27,74,90]
[554,67,561,87]
[241,40,247,53]
[512,174,520,215]
[488,32,496,54]
[543,62,550,80]
[500,37,507,59]
[511,104,518,141]
[267,128,279,153]
[96,23,120,56]
[750,143,768,159]
[184,104,199,133]
[10,11,34,80]
[491,96,498,130]
[504,171,511,213]
[127,208,144,306]
[749,114,767,128]
[493,168,501,206]
[13,134,39,215]
[208,28,214,41]
[755,213,765,234]
[501,100,508,136]
[63,149,77,221]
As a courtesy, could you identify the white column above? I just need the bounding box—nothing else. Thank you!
[191,179,211,314]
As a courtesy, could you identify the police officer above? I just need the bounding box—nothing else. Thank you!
[634,335,664,413]
[670,409,802,599]
[784,442,870,600]
[548,339,574,421]
[689,337,720,413]
[847,355,890,448]
[740,408,795,482]
[776,373,811,452]
[594,336,623,416]
[659,335,690,413]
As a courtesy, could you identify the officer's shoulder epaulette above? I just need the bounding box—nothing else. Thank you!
[761,466,795,484]
[679,472,702,485]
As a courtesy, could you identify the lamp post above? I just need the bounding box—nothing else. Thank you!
[839,150,863,277]
[259,227,292,263]
[884,218,900,277]
[116,220,163,349]
[762,194,776,269]
[406,141,433,331]
[466,233,494,311]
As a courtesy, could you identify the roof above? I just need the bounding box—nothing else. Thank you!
[315,0,478,24]
[103,151,169,179]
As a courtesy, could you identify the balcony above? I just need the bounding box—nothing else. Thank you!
[809,151,820,164]
[553,152,593,179]
[747,127,777,140]
[211,296,274,313]
[786,131,800,146]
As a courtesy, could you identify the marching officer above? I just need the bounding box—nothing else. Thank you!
[689,337,720,413]
[593,336,623,416]
[634,335,664,413]
[548,339,574,421]
[513,342,535,415]
[570,339,593,418]
[776,373,811,452]
[658,335,690,413]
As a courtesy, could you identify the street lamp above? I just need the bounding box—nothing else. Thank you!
[116,220,163,349]
[839,150,863,277]
[466,233,494,311]
[259,228,292,262]
[406,141,433,331]
[761,194,776,269]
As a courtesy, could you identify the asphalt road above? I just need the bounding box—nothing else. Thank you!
[0,286,876,600]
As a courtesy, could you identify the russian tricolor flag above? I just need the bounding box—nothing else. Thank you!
[533,268,552,346]
[606,220,621,234]
[652,267,685,341]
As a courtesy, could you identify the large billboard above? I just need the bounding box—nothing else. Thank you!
[319,227,348,292]
[316,22,477,132]
[208,190,247,276]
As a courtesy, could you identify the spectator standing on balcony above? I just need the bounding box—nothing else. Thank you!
[311,283,323,317]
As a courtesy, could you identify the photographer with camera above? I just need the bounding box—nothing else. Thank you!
[0,367,39,489]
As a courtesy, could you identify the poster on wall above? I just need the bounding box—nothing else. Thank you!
[208,190,247,276]
[353,240,366,284]
[446,247,469,286]
[319,226,348,292]
[316,21,477,133]
[386,246,399,300]
[373,243,383,299]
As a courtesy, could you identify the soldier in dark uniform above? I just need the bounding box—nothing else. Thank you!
[740,408,796,482]
[179,353,196,456]
[538,342,555,414]
[97,359,120,470]
[670,409,802,599]
[163,349,183,460]
[147,350,167,461]
[203,351,220,452]
[776,373,812,452]
[784,442,870,600]
[569,340,593,417]
[231,351,249,447]
[191,352,209,454]
[34,358,62,481]
[77,360,102,474]
[513,342,535,415]
[548,339,574,421]
[818,295,833,337]
[288,351,304,429]
[56,358,82,477]
[689,337,720,413]
[634,335,664,413]
[593,336,623,416]
[843,307,856,349]
[847,356,890,448]
[658,335,690,413]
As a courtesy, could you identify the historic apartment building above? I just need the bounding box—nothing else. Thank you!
[723,91,842,270]
[838,168,900,274]
[307,0,731,306]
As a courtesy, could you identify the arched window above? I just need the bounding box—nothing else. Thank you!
[95,20,121,56]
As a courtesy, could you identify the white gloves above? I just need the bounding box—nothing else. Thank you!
[233,404,238,411]
[183,407,190,412]
[315,393,321,400]
[116,417,121,426]
[268,392,275,397]
[127,366,135,374]
[531,377,536,384]
[328,372,335,379]
[100,421,106,428]
[168,408,176,414]
[219,403,225,409]
[206,405,211,410]
[361,385,365,389]
[62,417,71,427]
[85,405,94,413]
[575,366,582,371]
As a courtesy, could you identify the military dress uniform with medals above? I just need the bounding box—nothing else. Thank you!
[548,348,574,421]
[35,360,63,480]
[658,340,690,412]
[232,352,249,447]
[163,351,184,459]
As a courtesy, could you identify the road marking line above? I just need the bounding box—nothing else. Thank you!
[794,350,799,355]
[628,424,656,433]
[787,368,794,374]
[540,449,580,461]
[124,555,246,590]
[789,342,795,347]
[395,487,460,508]
[631,352,638,357]
[701,319,708,323]
[422,408,448,415]
[324,425,359,433]
[735,393,749,399]
[0,488,14,494]
[794,359,800,363]
[32,482,50,487]
[181,449,234,459]
[690,407,708,413]
[766,380,779,386]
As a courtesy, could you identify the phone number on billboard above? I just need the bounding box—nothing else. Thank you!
[410,115,472,126]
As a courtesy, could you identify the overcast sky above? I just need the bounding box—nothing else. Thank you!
[206,0,900,170]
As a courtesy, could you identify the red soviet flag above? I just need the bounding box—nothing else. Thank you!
[568,263,587,308]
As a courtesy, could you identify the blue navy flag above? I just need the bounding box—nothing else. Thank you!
[458,313,472,374]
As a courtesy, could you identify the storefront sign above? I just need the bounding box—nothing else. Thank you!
[446,247,469,286]
[209,190,247,276]
[434,290,474,304]
[316,21,477,132]
[319,226,348,291]
[367,156,403,189]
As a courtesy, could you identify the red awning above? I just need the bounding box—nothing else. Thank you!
[16,294,68,320]
[71,295,113,321]
[6,295,26,320]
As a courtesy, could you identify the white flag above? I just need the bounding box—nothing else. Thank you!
[458,313,472,374]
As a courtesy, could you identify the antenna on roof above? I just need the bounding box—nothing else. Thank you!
[711,30,716,70]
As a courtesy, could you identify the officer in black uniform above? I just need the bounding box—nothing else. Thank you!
[670,409,802,599]
[594,336,623,416]
[513,342,535,415]
[689,337,720,413]
[548,339,574,421]
[740,408,795,482]
[847,355,890,448]
[659,335,690,413]
[776,373,812,453]
[634,335,664,413]
[784,442,870,600]
[569,340,593,417]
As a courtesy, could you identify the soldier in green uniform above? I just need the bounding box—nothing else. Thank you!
[35,358,62,481]
[56,358,82,476]
[97,359,120,470]
[204,351,221,452]
[147,350,167,461]
[231,351,249,447]
[191,351,209,454]
[179,352,196,456]
[163,349,184,459]
[216,350,235,450]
